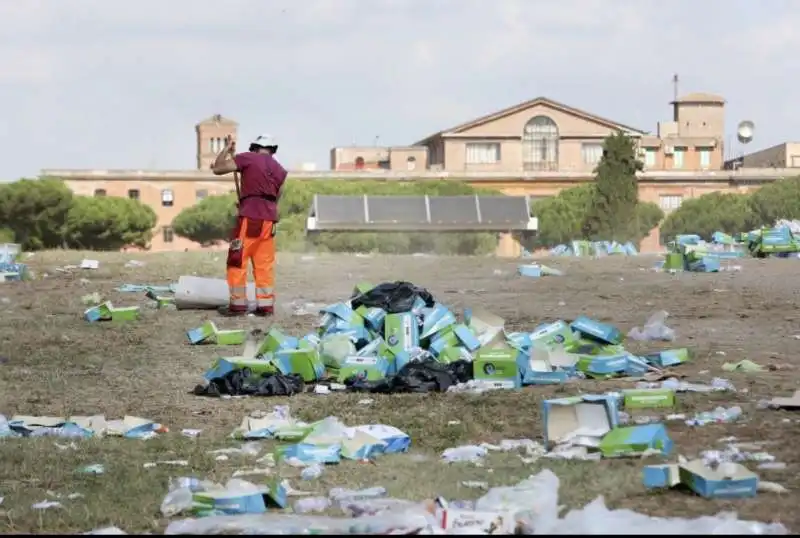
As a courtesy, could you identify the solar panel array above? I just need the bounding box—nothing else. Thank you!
[308,194,536,232]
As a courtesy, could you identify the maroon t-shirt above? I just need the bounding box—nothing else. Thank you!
[233,152,288,221]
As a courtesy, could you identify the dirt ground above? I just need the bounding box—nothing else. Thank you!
[0,250,798,533]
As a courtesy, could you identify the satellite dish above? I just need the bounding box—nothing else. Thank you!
[737,120,755,144]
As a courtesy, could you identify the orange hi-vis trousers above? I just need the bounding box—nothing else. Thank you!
[226,217,276,313]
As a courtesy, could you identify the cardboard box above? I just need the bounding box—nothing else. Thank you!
[622,389,675,409]
[384,313,419,356]
[453,324,481,351]
[678,460,758,499]
[345,424,411,454]
[767,390,800,409]
[257,328,298,356]
[522,346,570,385]
[473,346,522,389]
[517,264,541,278]
[354,305,386,332]
[215,329,246,346]
[420,304,456,340]
[598,423,672,458]
[109,305,140,322]
[337,355,390,383]
[433,498,516,534]
[576,353,629,377]
[530,321,577,346]
[352,282,374,297]
[341,430,388,460]
[465,308,505,347]
[84,301,112,322]
[276,442,342,465]
[642,463,680,489]
[273,348,325,382]
[192,489,268,515]
[204,357,278,381]
[542,394,619,448]
[643,348,690,368]
[506,331,532,352]
[569,316,622,345]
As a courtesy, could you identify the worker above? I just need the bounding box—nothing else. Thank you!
[211,134,288,317]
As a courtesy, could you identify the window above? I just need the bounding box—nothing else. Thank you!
[196,189,208,200]
[465,143,501,164]
[162,226,174,243]
[672,148,685,169]
[354,156,365,170]
[644,149,657,167]
[522,116,559,171]
[161,189,174,207]
[209,139,215,153]
[581,143,604,165]
[93,189,106,197]
[128,189,140,200]
[659,195,683,212]
[406,156,417,171]
[698,148,711,169]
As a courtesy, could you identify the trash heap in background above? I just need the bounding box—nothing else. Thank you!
[547,240,639,257]
[194,282,690,397]
[0,243,29,282]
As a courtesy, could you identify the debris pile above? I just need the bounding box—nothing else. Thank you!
[547,240,639,257]
[0,243,29,282]
[0,414,167,439]
[194,282,690,397]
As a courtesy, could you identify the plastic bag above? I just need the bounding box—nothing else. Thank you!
[350,281,435,314]
[627,311,675,342]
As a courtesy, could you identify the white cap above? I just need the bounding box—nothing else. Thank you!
[251,134,278,147]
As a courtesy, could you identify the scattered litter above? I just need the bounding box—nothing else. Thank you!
[187,321,246,345]
[80,259,99,270]
[81,292,104,306]
[181,429,202,438]
[722,360,765,373]
[32,500,61,510]
[627,311,675,342]
[124,260,146,268]
[77,464,105,475]
[461,481,489,490]
[84,526,127,535]
[144,460,189,469]
[84,301,140,322]
[0,414,166,439]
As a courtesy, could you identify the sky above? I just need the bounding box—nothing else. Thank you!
[1,0,798,179]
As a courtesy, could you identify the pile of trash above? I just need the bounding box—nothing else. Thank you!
[193,281,689,398]
[547,240,639,257]
[0,243,29,282]
[83,284,176,321]
[155,468,788,534]
[0,414,167,439]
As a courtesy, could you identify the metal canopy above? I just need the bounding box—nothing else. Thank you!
[306,194,538,232]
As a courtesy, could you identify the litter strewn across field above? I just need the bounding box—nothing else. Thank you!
[0,251,798,534]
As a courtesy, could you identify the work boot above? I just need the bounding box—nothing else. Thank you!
[217,305,247,317]
[253,307,274,317]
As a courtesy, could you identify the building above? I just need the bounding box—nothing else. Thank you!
[737,142,800,169]
[330,93,727,174]
[45,94,794,256]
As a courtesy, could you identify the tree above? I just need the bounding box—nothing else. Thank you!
[0,178,74,250]
[63,196,157,250]
[529,183,664,249]
[584,133,643,241]
[748,176,800,226]
[659,192,757,242]
[172,194,237,246]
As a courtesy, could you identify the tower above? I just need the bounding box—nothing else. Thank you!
[195,114,239,170]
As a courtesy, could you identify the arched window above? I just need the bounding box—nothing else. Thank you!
[522,116,559,171]
[406,156,417,171]
[354,156,365,170]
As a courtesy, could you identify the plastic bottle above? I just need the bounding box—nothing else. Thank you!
[301,463,323,480]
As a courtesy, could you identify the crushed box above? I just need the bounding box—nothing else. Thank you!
[678,459,758,499]
[542,394,619,448]
[598,423,672,458]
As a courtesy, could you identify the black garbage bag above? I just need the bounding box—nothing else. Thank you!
[345,358,473,394]
[194,370,305,397]
[351,281,435,314]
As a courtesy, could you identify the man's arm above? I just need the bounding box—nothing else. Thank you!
[211,138,239,175]
[267,156,288,192]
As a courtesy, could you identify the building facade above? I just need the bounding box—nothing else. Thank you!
[738,142,800,169]
[330,93,727,174]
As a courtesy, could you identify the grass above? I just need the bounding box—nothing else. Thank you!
[0,250,798,533]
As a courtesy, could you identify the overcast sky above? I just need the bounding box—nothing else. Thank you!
[1,0,797,179]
